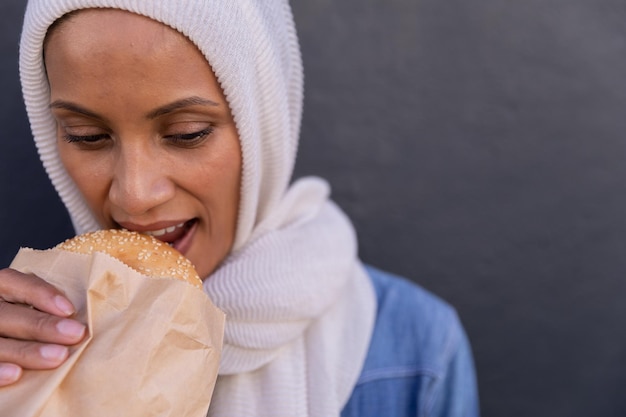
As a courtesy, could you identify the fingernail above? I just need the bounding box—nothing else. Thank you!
[0,364,21,384]
[57,319,86,339]
[54,295,75,315]
[40,345,69,362]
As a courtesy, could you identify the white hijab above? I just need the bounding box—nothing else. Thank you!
[20,1,376,415]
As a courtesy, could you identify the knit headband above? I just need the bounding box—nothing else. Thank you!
[20,0,304,254]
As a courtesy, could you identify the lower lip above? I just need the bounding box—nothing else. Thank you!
[172,220,198,255]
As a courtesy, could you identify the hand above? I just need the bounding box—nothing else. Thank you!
[0,268,86,387]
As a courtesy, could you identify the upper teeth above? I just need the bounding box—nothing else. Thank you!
[144,222,185,237]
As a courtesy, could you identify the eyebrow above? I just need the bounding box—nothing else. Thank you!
[49,100,101,119]
[49,96,220,120]
[145,96,220,119]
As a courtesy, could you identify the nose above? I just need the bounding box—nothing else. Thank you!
[108,144,175,216]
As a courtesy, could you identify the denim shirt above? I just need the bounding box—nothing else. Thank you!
[341,266,480,417]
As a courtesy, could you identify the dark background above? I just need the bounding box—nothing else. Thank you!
[2,1,626,416]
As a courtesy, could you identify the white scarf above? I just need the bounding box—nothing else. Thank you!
[20,1,377,415]
[206,178,375,416]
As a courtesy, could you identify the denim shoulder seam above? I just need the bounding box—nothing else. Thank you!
[355,365,441,385]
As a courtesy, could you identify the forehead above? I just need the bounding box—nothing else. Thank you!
[45,9,191,58]
[42,8,226,117]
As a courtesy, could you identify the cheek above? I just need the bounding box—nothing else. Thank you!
[192,130,242,210]
[197,136,242,236]
[216,142,242,223]
[198,157,240,227]
[58,142,85,188]
[57,140,111,216]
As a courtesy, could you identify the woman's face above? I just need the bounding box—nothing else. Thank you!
[44,9,242,279]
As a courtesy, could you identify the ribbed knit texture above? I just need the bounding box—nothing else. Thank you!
[19,1,376,416]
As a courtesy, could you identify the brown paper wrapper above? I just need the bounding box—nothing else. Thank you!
[0,247,225,417]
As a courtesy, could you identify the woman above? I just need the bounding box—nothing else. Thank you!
[0,0,480,415]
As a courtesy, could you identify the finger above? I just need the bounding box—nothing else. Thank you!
[0,363,22,387]
[0,338,69,370]
[0,301,85,344]
[0,268,75,317]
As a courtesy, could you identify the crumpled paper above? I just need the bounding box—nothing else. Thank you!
[0,247,225,417]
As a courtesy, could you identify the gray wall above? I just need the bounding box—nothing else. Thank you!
[2,1,626,416]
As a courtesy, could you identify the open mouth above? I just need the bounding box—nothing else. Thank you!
[121,218,198,254]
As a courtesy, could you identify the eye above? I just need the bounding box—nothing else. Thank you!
[164,127,214,146]
[63,133,108,143]
[63,133,109,149]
